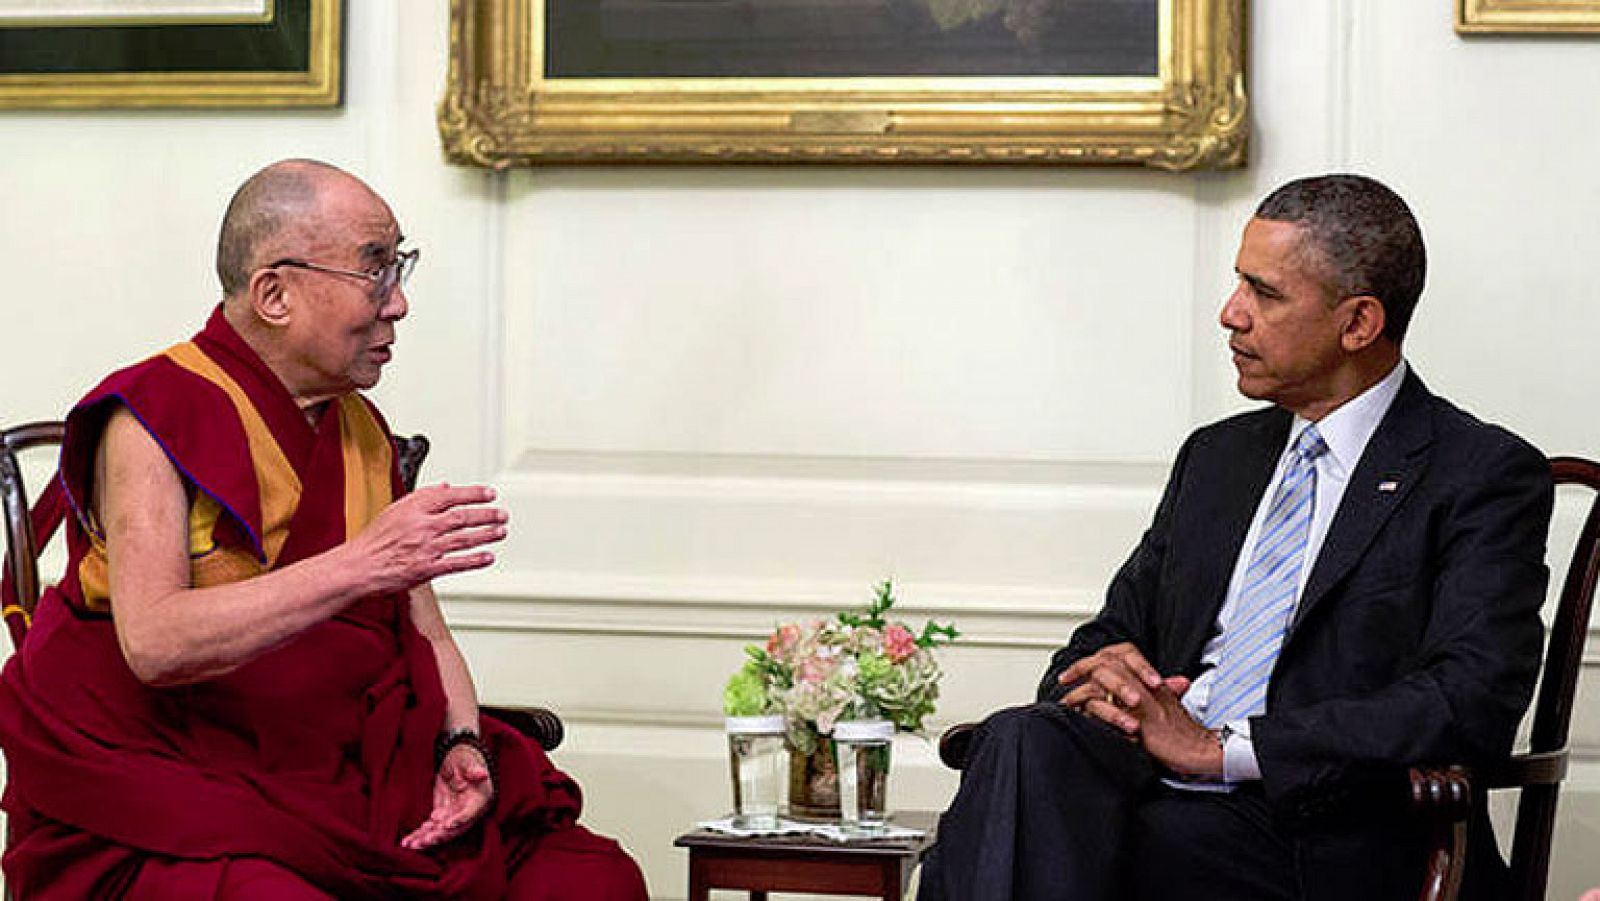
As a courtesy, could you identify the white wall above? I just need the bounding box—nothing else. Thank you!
[2,1,1599,897]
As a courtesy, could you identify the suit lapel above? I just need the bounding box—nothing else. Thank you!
[1173,409,1290,667]
[1288,371,1435,636]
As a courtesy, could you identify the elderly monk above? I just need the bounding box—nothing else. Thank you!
[0,159,648,900]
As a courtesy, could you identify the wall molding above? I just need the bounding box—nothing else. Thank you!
[501,447,1175,485]
[494,457,1172,503]
[479,169,509,478]
[1330,0,1358,166]
[442,576,1600,649]
[443,575,1099,650]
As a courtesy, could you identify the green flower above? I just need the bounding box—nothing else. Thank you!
[723,662,773,716]
[857,651,893,688]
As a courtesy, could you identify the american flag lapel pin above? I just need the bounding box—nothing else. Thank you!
[1377,479,1400,493]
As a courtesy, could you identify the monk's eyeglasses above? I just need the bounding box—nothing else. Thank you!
[268,247,420,301]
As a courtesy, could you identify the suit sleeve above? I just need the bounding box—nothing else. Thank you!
[1252,431,1551,818]
[1036,432,1197,703]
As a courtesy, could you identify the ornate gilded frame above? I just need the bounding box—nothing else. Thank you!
[1457,0,1600,33]
[439,0,1247,169]
[0,0,342,109]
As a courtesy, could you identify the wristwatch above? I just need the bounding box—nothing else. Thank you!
[1212,722,1235,749]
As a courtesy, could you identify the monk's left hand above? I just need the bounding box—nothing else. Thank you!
[400,743,495,851]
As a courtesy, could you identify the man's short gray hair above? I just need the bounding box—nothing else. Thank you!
[1255,174,1427,343]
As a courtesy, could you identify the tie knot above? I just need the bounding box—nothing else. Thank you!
[1294,425,1329,463]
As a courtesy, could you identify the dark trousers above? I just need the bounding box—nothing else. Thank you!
[917,703,1298,901]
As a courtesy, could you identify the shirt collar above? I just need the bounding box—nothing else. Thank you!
[1288,360,1408,475]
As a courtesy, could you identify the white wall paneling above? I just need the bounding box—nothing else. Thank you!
[4,0,1600,897]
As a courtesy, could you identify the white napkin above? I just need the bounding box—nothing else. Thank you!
[696,816,925,843]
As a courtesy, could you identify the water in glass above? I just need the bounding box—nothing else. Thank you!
[726,716,786,830]
[834,719,893,835]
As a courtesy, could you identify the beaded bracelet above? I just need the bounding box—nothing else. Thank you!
[435,727,498,795]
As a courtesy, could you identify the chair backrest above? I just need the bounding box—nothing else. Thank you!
[1,422,65,650]
[1507,456,1600,899]
[394,434,430,493]
[2,422,431,651]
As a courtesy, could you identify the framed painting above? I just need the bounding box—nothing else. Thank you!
[1457,0,1600,33]
[439,0,1247,169]
[0,0,342,108]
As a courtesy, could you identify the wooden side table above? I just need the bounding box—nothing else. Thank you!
[673,810,937,901]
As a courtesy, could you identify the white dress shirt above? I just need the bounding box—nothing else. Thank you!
[1177,359,1408,786]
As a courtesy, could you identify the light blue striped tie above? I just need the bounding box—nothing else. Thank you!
[1204,425,1328,727]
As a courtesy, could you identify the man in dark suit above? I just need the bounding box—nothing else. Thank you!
[917,174,1552,901]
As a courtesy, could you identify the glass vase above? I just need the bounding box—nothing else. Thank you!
[786,734,840,821]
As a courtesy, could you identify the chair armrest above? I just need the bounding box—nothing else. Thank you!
[1409,766,1472,901]
[939,722,979,770]
[1405,751,1568,901]
[1407,750,1568,824]
[482,704,565,753]
[1479,750,1567,790]
[1409,765,1474,822]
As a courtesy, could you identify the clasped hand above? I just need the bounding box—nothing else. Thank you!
[1057,642,1223,779]
[349,483,509,595]
[400,743,495,851]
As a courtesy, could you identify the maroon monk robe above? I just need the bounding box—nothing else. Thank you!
[0,308,646,899]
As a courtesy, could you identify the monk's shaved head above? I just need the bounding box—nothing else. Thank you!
[215,159,347,297]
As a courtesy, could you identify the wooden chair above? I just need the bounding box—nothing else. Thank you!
[937,455,1600,901]
[1,422,563,752]
[1,421,63,649]
[1407,455,1600,901]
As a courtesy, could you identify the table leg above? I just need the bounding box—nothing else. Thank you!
[750,893,769,901]
[687,855,710,901]
[884,857,906,900]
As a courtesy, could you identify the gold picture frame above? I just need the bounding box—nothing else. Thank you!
[439,0,1247,169]
[0,0,342,109]
[1457,0,1600,33]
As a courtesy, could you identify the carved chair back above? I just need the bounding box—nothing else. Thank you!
[1,421,66,650]
[1501,456,1600,900]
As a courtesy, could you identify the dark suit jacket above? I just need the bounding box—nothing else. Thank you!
[1038,371,1552,899]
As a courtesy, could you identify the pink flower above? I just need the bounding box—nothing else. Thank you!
[767,623,802,657]
[884,624,917,663]
[798,655,837,684]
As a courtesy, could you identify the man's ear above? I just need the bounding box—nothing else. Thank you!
[1340,295,1387,352]
[248,267,291,327]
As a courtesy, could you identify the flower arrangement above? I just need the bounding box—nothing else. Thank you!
[723,580,959,756]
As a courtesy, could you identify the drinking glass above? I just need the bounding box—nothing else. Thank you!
[834,719,894,835]
[726,715,787,830]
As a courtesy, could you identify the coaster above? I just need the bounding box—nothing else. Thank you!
[697,816,925,843]
[696,816,818,838]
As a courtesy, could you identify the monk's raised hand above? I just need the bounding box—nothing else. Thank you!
[400,743,495,851]
[349,483,509,594]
